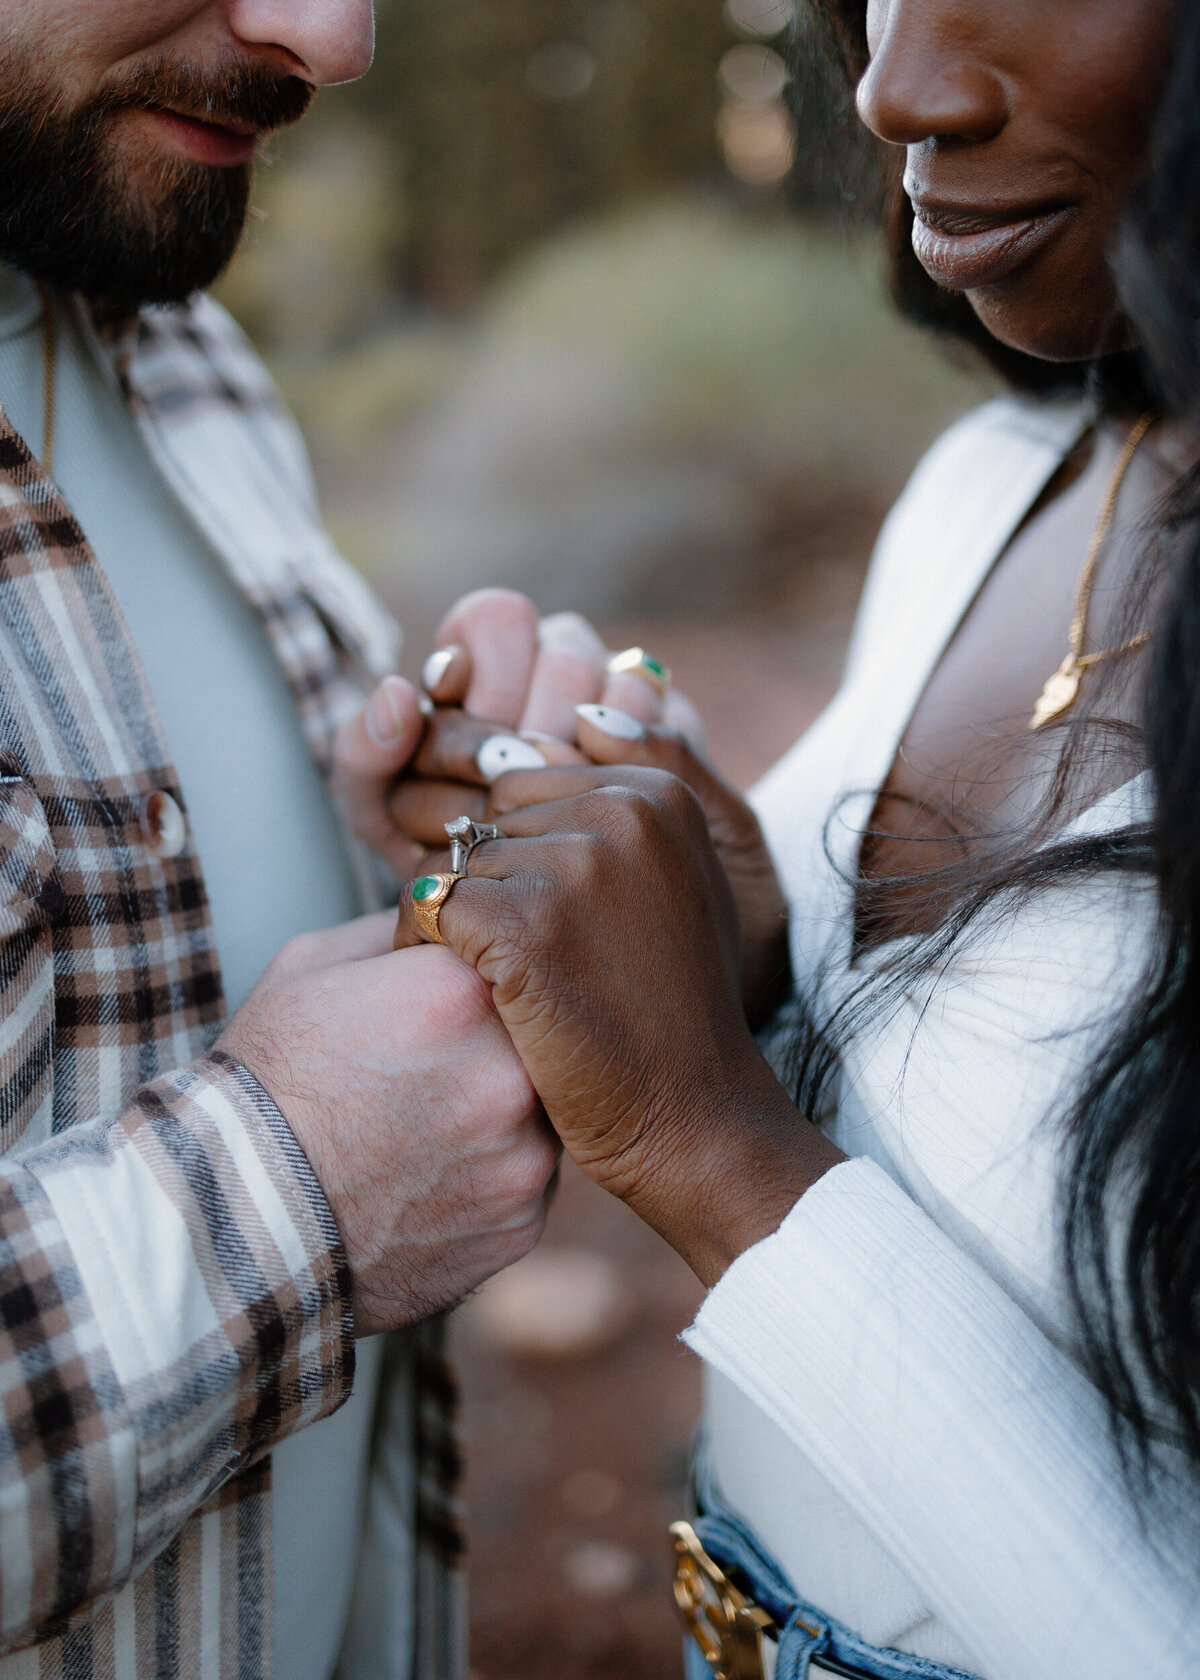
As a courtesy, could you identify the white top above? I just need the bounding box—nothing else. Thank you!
[0,270,394,1680]
[686,397,1200,1680]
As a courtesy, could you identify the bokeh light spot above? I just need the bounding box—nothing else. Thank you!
[723,0,796,40]
[717,99,796,187]
[719,43,790,103]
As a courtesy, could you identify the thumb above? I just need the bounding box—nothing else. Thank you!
[332,676,427,860]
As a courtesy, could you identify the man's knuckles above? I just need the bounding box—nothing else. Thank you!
[398,943,496,1033]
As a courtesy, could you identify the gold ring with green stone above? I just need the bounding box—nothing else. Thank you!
[410,871,463,945]
[606,646,671,696]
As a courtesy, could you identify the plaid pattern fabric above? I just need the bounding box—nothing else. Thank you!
[0,294,465,1678]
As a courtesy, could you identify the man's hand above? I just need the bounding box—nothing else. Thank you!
[217,913,560,1334]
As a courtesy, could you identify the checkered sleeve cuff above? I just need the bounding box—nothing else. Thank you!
[7,1048,355,1598]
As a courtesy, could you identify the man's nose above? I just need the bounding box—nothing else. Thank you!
[226,0,375,85]
[856,0,1006,147]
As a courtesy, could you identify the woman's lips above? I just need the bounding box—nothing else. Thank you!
[910,203,1075,290]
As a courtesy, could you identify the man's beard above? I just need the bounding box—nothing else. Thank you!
[0,55,313,318]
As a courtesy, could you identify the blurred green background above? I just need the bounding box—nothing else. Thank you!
[217,5,993,1674]
[220,0,990,663]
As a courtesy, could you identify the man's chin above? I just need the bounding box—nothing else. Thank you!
[0,99,252,316]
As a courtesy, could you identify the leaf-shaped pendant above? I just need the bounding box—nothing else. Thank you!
[1030,656,1082,730]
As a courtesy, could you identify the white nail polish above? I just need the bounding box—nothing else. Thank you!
[576,703,644,741]
[423,649,454,692]
[476,735,548,781]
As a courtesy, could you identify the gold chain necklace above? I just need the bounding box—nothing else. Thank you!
[1029,410,1157,731]
[37,282,57,476]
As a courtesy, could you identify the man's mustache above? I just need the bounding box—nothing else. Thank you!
[95,56,314,139]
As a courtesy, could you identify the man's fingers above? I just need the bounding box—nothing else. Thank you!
[520,612,609,740]
[434,589,539,727]
[274,910,400,977]
[598,668,666,727]
[331,676,427,857]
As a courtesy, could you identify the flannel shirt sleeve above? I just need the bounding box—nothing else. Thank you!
[0,1048,354,1651]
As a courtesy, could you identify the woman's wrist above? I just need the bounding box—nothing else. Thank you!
[619,1047,845,1289]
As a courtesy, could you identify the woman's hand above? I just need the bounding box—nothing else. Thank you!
[393,766,842,1286]
[405,701,792,1026]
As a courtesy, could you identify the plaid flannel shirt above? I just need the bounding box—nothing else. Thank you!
[0,292,464,1679]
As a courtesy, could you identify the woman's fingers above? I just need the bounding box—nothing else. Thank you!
[394,869,505,955]
[387,777,490,849]
[413,706,586,788]
[331,676,428,864]
[421,643,470,704]
[519,612,609,740]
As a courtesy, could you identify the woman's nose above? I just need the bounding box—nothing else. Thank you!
[856,0,1007,146]
[227,0,375,86]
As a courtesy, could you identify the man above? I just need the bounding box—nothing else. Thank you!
[0,4,573,1677]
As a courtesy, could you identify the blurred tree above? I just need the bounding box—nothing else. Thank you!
[351,0,730,302]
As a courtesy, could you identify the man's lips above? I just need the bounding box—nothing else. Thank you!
[137,106,260,168]
[909,200,1077,290]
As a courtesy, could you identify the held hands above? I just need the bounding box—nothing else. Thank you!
[333,588,789,1021]
[217,912,559,1334]
[331,588,704,878]
[393,744,843,1287]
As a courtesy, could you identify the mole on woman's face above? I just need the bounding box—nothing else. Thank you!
[857,0,1176,363]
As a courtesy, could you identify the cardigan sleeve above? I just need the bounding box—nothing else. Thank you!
[684,1155,1200,1679]
[0,1048,354,1653]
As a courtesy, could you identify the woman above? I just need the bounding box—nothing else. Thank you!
[388,1,1200,1674]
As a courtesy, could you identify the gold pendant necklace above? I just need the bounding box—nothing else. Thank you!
[1029,409,1157,731]
[37,282,57,476]
[1021,411,1156,729]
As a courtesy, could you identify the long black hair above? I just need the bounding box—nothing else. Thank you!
[793,0,1200,1486]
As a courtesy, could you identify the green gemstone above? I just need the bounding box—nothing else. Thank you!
[413,875,439,902]
[642,654,666,677]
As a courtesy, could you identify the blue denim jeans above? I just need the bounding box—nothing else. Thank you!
[682,1447,982,1680]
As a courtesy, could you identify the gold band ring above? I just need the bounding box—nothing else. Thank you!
[411,872,463,945]
[606,646,671,696]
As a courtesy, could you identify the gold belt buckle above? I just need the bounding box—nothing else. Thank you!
[670,1520,775,1680]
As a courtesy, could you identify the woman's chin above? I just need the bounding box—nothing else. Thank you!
[962,285,1126,366]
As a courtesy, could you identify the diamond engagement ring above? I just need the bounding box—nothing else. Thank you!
[444,815,501,875]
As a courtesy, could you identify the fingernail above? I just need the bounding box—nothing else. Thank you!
[576,703,644,741]
[419,693,435,718]
[365,677,408,746]
[477,735,548,781]
[519,730,561,744]
[423,649,455,693]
